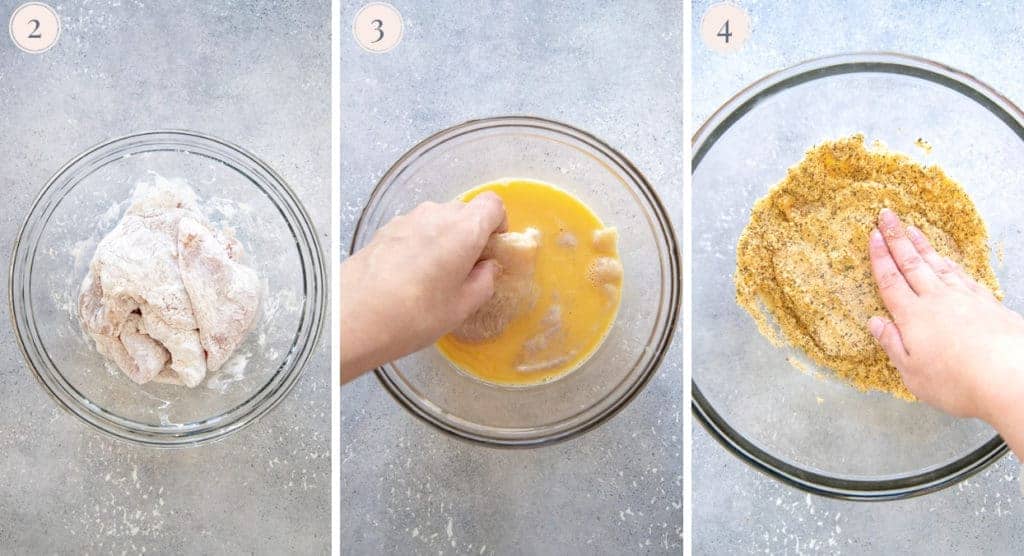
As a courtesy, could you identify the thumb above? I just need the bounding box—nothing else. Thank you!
[868,316,909,368]
[457,260,500,320]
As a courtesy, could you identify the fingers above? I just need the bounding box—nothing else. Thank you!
[869,227,915,316]
[868,316,909,367]
[456,259,500,320]
[946,257,978,290]
[946,257,996,299]
[464,192,508,236]
[878,209,942,293]
[905,225,964,288]
[903,217,995,299]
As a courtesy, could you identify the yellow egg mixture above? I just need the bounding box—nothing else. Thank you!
[436,179,623,386]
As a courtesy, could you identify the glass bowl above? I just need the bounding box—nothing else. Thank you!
[693,53,1021,499]
[351,116,680,446]
[9,130,326,447]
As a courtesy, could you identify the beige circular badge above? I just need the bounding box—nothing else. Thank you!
[9,2,60,54]
[700,2,750,54]
[353,2,403,53]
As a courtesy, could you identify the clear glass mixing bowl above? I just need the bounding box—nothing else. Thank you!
[10,130,326,447]
[351,116,681,446]
[693,53,1021,499]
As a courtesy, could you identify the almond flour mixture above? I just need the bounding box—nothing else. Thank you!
[735,135,1001,400]
[79,176,260,387]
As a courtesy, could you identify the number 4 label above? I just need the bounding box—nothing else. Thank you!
[701,2,750,54]
[717,20,732,43]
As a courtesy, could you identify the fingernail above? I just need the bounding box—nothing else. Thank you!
[879,208,897,226]
[906,225,920,239]
[869,228,884,246]
[868,316,885,340]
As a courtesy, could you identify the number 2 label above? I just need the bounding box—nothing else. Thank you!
[9,3,61,54]
[27,18,42,39]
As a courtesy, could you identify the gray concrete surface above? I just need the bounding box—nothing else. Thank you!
[340,1,683,554]
[0,1,330,553]
[693,0,1024,553]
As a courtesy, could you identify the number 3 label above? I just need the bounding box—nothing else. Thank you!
[700,2,750,54]
[9,2,60,54]
[354,3,403,53]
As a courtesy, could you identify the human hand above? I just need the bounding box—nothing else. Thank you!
[340,193,507,383]
[868,209,1024,448]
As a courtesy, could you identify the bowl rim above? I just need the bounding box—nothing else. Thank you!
[691,52,1018,500]
[9,129,327,448]
[351,115,682,448]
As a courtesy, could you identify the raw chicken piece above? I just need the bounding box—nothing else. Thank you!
[80,273,169,384]
[592,227,619,254]
[515,303,576,373]
[586,256,623,286]
[452,228,541,342]
[556,231,578,249]
[521,304,564,355]
[589,227,622,304]
[177,216,260,373]
[79,176,260,388]
[139,307,207,387]
[119,313,170,383]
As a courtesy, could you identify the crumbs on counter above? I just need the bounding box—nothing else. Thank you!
[787,356,809,374]
[914,137,933,154]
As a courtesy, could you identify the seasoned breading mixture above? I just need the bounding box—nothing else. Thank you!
[735,135,1001,400]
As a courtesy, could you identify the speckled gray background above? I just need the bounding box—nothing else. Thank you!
[340,1,683,554]
[693,0,1024,553]
[0,1,330,553]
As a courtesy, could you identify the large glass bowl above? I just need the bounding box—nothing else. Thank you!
[10,130,326,447]
[351,116,680,446]
[693,53,1022,499]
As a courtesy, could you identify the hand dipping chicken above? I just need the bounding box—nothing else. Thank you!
[437,179,623,386]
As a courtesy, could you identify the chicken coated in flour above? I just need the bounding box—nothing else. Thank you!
[78,176,260,387]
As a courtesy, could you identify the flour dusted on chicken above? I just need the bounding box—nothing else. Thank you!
[79,176,260,388]
[177,217,260,373]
